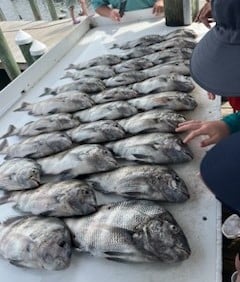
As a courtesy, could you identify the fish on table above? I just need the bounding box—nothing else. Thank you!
[0,216,72,270]
[67,120,126,144]
[14,91,95,116]
[113,57,154,73]
[0,113,80,138]
[104,71,149,87]
[86,165,189,202]
[66,54,122,70]
[128,92,197,111]
[0,158,41,191]
[131,74,195,94]
[38,144,119,182]
[73,101,138,122]
[0,180,97,217]
[118,109,186,134]
[105,132,193,165]
[64,200,191,263]
[0,132,72,159]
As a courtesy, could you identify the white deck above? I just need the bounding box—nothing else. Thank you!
[0,10,222,282]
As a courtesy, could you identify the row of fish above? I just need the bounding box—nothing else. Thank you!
[0,200,191,270]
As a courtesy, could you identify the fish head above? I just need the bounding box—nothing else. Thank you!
[177,93,198,110]
[17,161,41,189]
[66,180,97,214]
[102,121,126,140]
[38,224,72,270]
[91,146,119,171]
[132,216,191,263]
[170,74,195,93]
[158,169,190,202]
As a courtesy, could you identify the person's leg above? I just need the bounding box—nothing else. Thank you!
[78,0,88,16]
[69,5,80,24]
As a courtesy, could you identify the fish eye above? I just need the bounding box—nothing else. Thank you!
[170,225,179,233]
[58,241,66,248]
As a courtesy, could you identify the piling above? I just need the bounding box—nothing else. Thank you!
[0,8,6,21]
[15,30,34,66]
[0,27,21,80]
[46,0,58,20]
[30,40,47,61]
[28,0,42,20]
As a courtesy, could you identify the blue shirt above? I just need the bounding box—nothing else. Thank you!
[91,0,156,11]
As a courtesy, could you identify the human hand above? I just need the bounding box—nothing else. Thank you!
[109,9,121,21]
[175,120,230,147]
[207,92,216,100]
[152,0,164,15]
[194,1,213,28]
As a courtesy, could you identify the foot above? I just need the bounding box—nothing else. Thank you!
[73,19,80,24]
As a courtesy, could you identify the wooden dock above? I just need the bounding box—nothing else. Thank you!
[0,18,85,70]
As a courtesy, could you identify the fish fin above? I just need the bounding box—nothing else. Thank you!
[122,191,144,198]
[47,108,58,115]
[59,169,74,180]
[132,154,148,160]
[0,192,12,205]
[0,125,16,138]
[65,63,75,70]
[14,102,30,112]
[0,139,8,153]
[2,215,26,226]
[39,87,54,97]
[38,210,54,216]
[35,126,47,131]
[9,260,27,268]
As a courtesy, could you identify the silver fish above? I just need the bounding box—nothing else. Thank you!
[113,57,154,73]
[73,101,138,122]
[67,120,126,143]
[67,54,122,70]
[104,71,149,87]
[149,38,196,52]
[92,87,139,104]
[0,216,72,270]
[87,165,189,202]
[64,200,191,263]
[38,144,119,181]
[15,92,95,116]
[131,74,195,94]
[141,61,190,77]
[111,29,197,49]
[0,113,80,138]
[128,92,197,111]
[0,180,97,217]
[62,65,116,80]
[41,78,105,96]
[119,109,186,134]
[0,132,72,159]
[106,133,193,164]
[0,158,41,191]
[120,46,158,60]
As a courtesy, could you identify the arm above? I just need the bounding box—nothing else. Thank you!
[194,0,213,28]
[222,112,240,134]
[95,5,121,21]
[152,0,164,15]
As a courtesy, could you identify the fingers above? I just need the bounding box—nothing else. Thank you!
[207,92,216,100]
[111,10,121,21]
[175,120,202,132]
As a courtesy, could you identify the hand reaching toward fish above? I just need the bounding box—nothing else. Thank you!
[175,120,230,147]
[152,0,164,15]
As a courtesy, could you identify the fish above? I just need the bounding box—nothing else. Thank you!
[149,38,196,52]
[141,61,190,77]
[66,54,122,70]
[118,109,186,134]
[113,57,154,73]
[40,78,105,96]
[73,101,138,122]
[14,92,95,115]
[0,158,41,191]
[61,65,116,80]
[120,46,158,60]
[87,165,189,202]
[131,74,195,94]
[67,120,126,143]
[143,48,192,63]
[0,132,72,159]
[111,29,197,49]
[105,133,193,164]
[0,113,80,138]
[0,180,97,217]
[92,87,139,104]
[128,92,197,111]
[38,144,119,182]
[0,216,72,270]
[64,200,191,263]
[103,71,149,87]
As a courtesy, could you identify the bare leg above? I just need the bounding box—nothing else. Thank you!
[79,0,88,16]
[69,5,80,24]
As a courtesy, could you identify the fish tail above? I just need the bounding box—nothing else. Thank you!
[14,102,30,112]
[0,192,11,205]
[39,87,55,97]
[0,125,16,138]
[0,139,8,153]
[65,63,75,70]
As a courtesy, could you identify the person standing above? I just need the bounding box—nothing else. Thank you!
[66,0,88,24]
